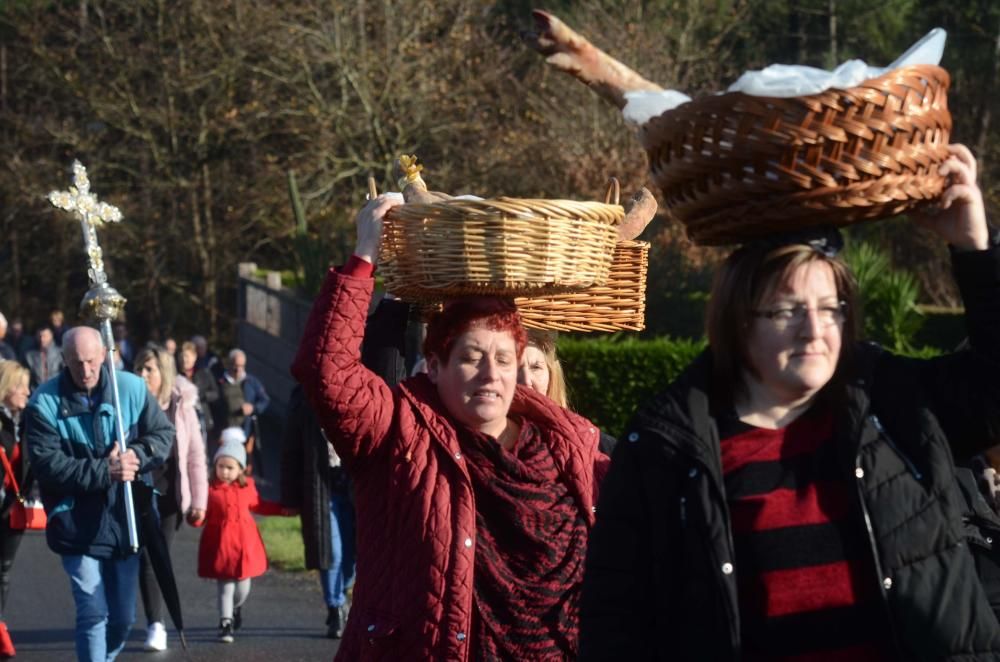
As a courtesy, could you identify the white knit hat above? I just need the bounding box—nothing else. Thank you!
[214,427,247,469]
[219,426,247,446]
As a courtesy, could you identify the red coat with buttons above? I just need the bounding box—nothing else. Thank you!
[291,267,610,661]
[197,476,268,581]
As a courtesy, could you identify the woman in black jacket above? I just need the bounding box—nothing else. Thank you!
[280,294,409,639]
[0,361,33,658]
[581,144,1000,661]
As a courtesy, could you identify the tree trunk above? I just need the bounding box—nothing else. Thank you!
[56,226,71,318]
[788,1,805,64]
[189,185,212,335]
[202,162,218,340]
[141,154,162,331]
[1,45,7,114]
[10,224,21,312]
[828,0,838,68]
[79,0,88,36]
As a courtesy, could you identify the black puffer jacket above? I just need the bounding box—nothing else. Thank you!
[581,246,1000,661]
[280,297,409,569]
[280,384,336,570]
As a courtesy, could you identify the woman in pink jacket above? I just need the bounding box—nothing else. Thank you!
[134,344,209,652]
[292,195,610,661]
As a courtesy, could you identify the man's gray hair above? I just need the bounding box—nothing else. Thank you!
[228,348,246,362]
[62,326,103,353]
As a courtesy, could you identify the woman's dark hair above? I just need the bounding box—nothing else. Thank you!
[705,241,860,406]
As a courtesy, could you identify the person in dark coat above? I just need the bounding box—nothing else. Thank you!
[179,341,220,442]
[281,295,409,639]
[191,335,222,378]
[24,326,62,388]
[5,320,30,365]
[49,309,66,347]
[280,387,356,639]
[581,144,1000,660]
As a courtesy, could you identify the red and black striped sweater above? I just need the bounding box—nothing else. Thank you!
[718,407,891,661]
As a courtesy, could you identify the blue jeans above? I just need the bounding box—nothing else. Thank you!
[61,553,139,662]
[319,490,356,608]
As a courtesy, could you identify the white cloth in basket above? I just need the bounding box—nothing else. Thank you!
[623,28,946,126]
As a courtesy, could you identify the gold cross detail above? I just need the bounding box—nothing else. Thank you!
[48,160,122,227]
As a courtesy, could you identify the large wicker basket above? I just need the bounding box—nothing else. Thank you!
[642,64,952,245]
[515,240,649,332]
[379,197,622,301]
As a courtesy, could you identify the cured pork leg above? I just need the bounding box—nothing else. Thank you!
[523,9,663,109]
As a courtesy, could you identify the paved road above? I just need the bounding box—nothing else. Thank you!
[8,525,340,661]
[7,415,341,661]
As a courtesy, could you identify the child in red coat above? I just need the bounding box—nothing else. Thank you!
[198,431,267,643]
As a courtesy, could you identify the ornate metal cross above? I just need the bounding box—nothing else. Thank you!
[48,160,127,321]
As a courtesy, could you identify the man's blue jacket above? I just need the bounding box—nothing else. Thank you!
[24,365,173,558]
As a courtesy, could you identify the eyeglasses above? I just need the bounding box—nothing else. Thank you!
[752,301,847,330]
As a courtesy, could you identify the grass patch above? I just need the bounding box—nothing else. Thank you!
[258,515,306,572]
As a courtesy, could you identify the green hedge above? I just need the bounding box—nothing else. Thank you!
[557,336,706,439]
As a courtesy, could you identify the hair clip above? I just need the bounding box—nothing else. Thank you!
[746,227,844,258]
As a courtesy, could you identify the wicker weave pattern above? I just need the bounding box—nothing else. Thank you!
[643,65,952,245]
[379,197,621,300]
[515,241,649,332]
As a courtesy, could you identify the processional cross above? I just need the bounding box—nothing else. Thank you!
[48,161,139,552]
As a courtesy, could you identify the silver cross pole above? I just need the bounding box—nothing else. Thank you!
[49,161,140,553]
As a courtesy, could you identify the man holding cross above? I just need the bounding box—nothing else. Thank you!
[25,326,173,661]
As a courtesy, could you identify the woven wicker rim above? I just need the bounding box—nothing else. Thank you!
[515,240,649,332]
[379,197,622,300]
[642,64,951,245]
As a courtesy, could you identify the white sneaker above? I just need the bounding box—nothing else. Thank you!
[144,622,167,651]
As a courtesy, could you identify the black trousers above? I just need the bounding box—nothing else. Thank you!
[0,514,24,620]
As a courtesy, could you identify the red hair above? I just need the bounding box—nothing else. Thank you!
[423,297,527,363]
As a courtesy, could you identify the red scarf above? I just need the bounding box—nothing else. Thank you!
[460,420,588,661]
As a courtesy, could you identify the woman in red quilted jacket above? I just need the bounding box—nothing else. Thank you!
[291,193,610,661]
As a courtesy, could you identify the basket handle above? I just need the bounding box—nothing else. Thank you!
[367,176,379,200]
[604,177,620,205]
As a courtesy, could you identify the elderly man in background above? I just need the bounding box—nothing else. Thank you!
[218,349,269,441]
[24,326,173,662]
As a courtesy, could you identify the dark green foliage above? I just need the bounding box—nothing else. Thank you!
[843,241,925,353]
[642,225,719,339]
[558,335,706,438]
